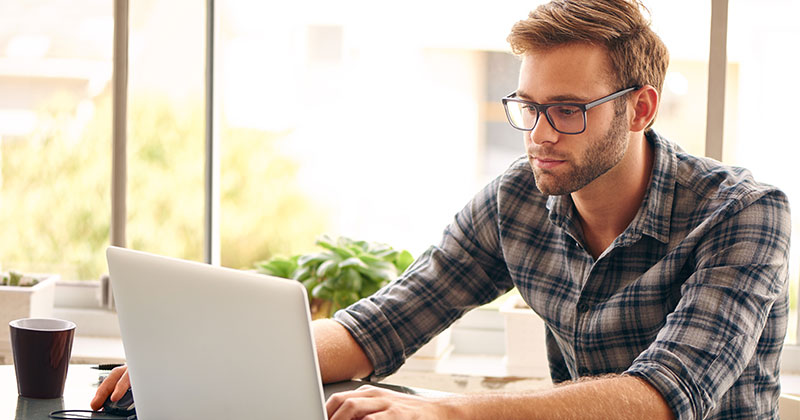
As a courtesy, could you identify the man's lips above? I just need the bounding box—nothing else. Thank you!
[530,156,566,169]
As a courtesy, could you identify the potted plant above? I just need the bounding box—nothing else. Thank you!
[0,271,59,363]
[256,235,415,319]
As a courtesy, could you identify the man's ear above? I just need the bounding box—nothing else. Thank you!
[629,85,659,132]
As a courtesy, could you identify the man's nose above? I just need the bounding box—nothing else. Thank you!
[528,114,559,145]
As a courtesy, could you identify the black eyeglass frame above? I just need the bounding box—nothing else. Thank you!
[501,85,641,135]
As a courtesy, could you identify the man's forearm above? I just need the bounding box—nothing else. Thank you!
[447,375,674,420]
[313,318,374,383]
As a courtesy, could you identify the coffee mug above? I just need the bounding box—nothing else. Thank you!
[9,318,76,399]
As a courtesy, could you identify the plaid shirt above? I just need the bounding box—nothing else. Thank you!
[334,131,791,420]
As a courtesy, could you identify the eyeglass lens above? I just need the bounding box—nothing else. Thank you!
[505,102,585,133]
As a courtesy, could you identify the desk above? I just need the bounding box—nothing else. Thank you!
[1,364,447,419]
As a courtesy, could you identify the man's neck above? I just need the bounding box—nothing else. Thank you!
[571,132,654,259]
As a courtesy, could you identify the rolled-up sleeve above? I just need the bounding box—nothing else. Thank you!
[626,189,791,419]
[333,175,514,379]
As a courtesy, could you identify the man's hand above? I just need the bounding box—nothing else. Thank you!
[326,384,461,420]
[90,365,131,411]
[325,376,673,420]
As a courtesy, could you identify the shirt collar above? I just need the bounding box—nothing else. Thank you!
[546,130,676,245]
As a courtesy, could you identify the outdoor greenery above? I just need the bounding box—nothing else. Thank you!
[0,90,326,280]
[256,235,415,318]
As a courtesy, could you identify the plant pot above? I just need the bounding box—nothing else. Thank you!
[310,298,333,320]
[0,275,59,364]
[499,293,550,379]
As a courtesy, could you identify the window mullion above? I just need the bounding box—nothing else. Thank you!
[204,0,220,265]
[111,0,129,250]
[704,0,728,161]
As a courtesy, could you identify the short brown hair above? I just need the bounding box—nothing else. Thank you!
[508,0,669,127]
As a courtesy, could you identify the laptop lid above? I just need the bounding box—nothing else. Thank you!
[106,246,327,420]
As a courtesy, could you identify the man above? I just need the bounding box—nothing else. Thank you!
[93,0,791,419]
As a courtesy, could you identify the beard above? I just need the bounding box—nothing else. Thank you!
[530,109,629,196]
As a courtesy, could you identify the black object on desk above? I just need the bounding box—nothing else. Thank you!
[91,364,125,371]
[48,387,136,419]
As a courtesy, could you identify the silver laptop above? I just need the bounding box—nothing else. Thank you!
[106,246,327,420]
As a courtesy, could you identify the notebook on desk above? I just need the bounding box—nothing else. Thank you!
[106,246,328,420]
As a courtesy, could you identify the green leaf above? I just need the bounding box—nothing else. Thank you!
[311,282,334,300]
[339,268,363,292]
[374,248,399,260]
[316,237,355,259]
[317,259,341,279]
[338,257,368,270]
[355,260,397,283]
[328,272,344,289]
[291,266,312,282]
[346,244,365,256]
[297,252,334,268]
[255,257,298,278]
[394,250,415,273]
[9,271,22,286]
[333,290,360,310]
[301,278,318,300]
[356,253,382,264]
[361,281,382,297]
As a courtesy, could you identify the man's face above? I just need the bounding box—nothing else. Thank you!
[517,43,630,196]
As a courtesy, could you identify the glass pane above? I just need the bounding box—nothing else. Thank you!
[0,1,113,280]
[727,0,800,343]
[126,0,205,262]
[218,1,538,268]
[648,0,711,156]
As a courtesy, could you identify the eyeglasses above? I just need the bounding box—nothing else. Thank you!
[501,86,640,135]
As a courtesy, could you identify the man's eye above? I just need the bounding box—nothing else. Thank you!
[554,106,580,116]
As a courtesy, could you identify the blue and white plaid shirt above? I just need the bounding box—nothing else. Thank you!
[334,130,791,420]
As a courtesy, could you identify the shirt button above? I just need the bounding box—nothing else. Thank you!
[577,302,590,313]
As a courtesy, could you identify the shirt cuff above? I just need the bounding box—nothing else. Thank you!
[625,357,703,420]
[332,298,407,380]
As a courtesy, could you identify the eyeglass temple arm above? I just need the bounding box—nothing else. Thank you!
[584,85,642,110]
[503,91,518,99]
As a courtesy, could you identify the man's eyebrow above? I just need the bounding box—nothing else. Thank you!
[515,90,589,103]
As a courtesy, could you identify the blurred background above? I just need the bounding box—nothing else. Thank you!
[0,0,797,341]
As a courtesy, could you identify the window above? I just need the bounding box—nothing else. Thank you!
[125,0,206,262]
[726,0,800,343]
[0,1,113,281]
[648,0,712,156]
[216,1,541,264]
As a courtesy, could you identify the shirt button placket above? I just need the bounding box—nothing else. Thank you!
[574,300,591,378]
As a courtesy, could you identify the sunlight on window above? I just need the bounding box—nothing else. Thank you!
[727,0,800,343]
[0,0,112,280]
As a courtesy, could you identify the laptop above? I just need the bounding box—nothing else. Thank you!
[106,246,328,420]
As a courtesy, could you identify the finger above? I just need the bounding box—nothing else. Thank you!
[110,369,132,401]
[326,386,381,412]
[327,396,389,420]
[90,365,127,410]
[325,390,351,415]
